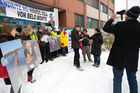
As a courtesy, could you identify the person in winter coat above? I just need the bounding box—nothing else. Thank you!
[51,27,58,58]
[89,28,103,67]
[20,25,35,83]
[51,27,57,36]
[60,28,68,56]
[41,27,53,62]
[30,29,38,40]
[37,27,46,64]
[80,29,92,62]
[103,6,140,93]
[71,25,83,71]
[0,24,17,93]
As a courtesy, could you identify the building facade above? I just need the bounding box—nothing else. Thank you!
[0,0,115,29]
[30,0,114,29]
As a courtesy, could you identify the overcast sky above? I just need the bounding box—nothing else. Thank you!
[115,0,140,12]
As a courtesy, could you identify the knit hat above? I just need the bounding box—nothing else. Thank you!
[2,24,15,33]
[126,6,140,19]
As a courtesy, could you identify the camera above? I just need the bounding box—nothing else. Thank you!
[117,10,126,20]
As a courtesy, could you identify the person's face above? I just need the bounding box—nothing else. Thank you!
[81,28,83,32]
[83,31,87,35]
[50,14,53,20]
[94,30,97,34]
[76,27,80,31]
[54,29,56,31]
[10,28,17,37]
[48,29,51,33]
[39,28,43,32]
[29,29,34,35]
[125,15,129,21]
[62,29,65,32]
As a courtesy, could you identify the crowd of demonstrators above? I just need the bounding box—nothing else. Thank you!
[80,29,92,62]
[60,28,68,56]
[89,28,103,67]
[103,6,140,93]
[0,24,17,93]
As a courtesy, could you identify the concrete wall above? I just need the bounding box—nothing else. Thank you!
[86,5,99,19]
[100,12,108,21]
[31,0,85,27]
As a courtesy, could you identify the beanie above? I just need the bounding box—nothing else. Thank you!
[126,6,140,19]
[2,24,15,33]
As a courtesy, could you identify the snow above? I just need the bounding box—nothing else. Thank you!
[0,51,140,93]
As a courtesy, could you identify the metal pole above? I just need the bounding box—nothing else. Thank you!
[126,0,128,10]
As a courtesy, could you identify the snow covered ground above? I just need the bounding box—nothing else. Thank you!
[0,51,140,93]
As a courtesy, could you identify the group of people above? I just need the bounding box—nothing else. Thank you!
[0,5,139,93]
[71,25,103,71]
[72,6,140,93]
[0,24,68,93]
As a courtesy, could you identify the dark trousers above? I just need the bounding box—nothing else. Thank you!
[39,45,46,62]
[73,48,80,68]
[94,55,100,65]
[113,67,138,93]
[62,47,66,56]
[46,43,52,62]
[10,85,21,93]
[10,86,14,93]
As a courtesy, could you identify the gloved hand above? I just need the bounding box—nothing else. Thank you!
[62,43,64,45]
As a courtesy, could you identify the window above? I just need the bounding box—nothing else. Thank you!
[86,0,99,9]
[110,0,114,3]
[87,17,99,29]
[13,19,24,26]
[75,14,84,27]
[0,18,10,23]
[109,9,114,16]
[26,21,35,26]
[100,3,108,14]
[100,20,106,28]
[93,18,98,29]
[87,17,93,28]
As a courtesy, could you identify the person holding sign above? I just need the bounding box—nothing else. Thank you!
[0,24,17,93]
[20,25,35,83]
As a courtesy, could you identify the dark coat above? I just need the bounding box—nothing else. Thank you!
[81,34,89,46]
[103,18,140,72]
[0,33,15,85]
[37,31,45,46]
[71,28,80,48]
[90,32,103,56]
[20,34,31,40]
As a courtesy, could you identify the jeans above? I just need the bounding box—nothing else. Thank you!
[113,67,138,93]
[62,47,66,56]
[94,55,100,65]
[73,48,80,68]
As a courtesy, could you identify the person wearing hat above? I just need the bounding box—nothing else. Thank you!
[103,6,140,93]
[0,24,17,93]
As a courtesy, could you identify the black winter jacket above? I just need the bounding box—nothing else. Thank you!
[89,32,103,56]
[71,29,80,48]
[103,18,140,72]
